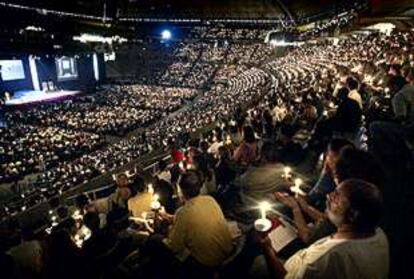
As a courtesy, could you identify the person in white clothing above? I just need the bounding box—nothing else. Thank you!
[260,179,389,279]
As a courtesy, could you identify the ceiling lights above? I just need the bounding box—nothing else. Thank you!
[73,34,127,44]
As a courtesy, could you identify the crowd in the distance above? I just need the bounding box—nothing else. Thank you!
[0,126,105,184]
[1,85,198,184]
[7,86,197,136]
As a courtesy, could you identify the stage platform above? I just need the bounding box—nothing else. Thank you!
[5,89,82,106]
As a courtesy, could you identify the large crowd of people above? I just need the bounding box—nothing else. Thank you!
[0,7,413,278]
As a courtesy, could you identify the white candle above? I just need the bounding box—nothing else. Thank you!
[259,201,271,220]
[294,178,302,188]
[151,194,161,210]
[291,178,305,197]
[283,166,292,179]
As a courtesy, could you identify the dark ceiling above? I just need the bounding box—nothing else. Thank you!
[2,0,414,19]
[0,0,365,19]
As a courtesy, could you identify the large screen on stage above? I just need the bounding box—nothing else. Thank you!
[0,60,25,81]
[55,56,78,81]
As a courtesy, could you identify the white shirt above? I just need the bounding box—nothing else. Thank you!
[208,141,223,156]
[284,228,389,279]
[157,170,172,184]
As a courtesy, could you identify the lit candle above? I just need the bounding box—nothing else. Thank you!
[151,194,161,211]
[365,75,373,85]
[148,183,154,194]
[254,201,272,232]
[282,166,292,180]
[226,135,232,144]
[291,178,305,197]
[259,201,270,219]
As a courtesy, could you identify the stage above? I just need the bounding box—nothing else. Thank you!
[5,89,82,106]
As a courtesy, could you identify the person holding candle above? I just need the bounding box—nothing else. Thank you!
[91,173,133,214]
[261,179,389,279]
[370,68,414,166]
[274,147,385,245]
[308,138,354,210]
[165,170,233,267]
[143,170,233,279]
[127,176,153,219]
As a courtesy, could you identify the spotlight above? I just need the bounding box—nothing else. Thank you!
[161,30,172,40]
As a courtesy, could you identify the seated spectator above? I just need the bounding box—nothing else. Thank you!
[214,146,237,191]
[262,179,389,279]
[275,147,385,244]
[233,126,258,166]
[6,229,43,279]
[392,67,414,125]
[370,67,414,165]
[193,154,217,195]
[128,176,153,218]
[93,173,132,214]
[346,77,363,108]
[165,170,233,267]
[307,138,354,209]
[154,177,176,214]
[143,170,233,279]
[198,140,216,171]
[156,160,172,185]
[82,212,116,261]
[97,208,142,278]
[43,227,91,279]
[332,88,362,136]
